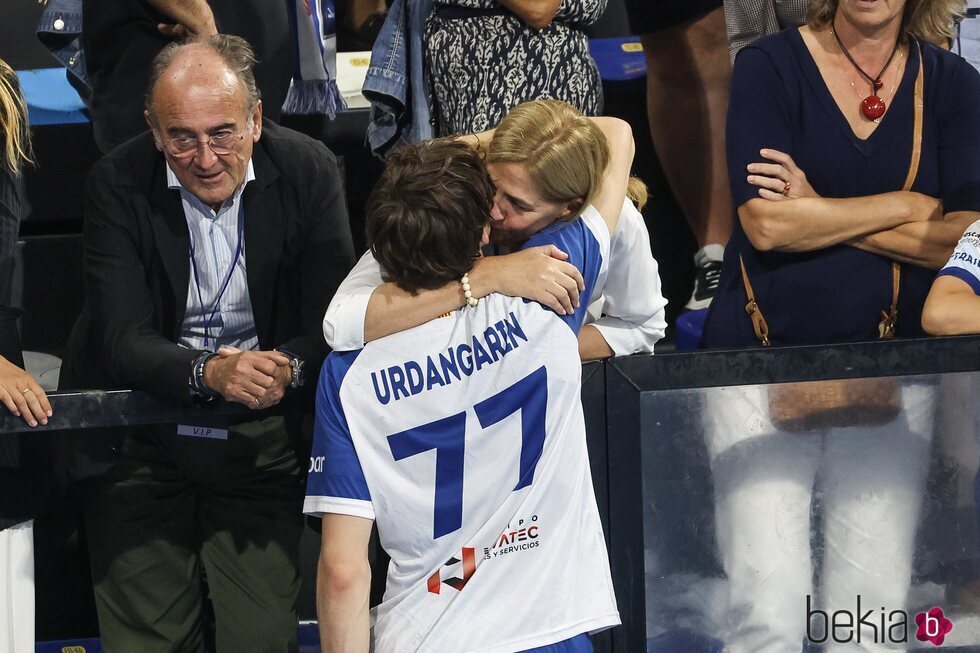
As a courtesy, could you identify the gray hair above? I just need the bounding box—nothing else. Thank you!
[145,34,261,116]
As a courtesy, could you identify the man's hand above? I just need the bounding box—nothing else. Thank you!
[150,0,218,40]
[0,356,51,427]
[475,245,586,315]
[203,347,291,409]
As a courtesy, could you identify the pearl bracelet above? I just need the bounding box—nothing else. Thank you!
[461,272,479,308]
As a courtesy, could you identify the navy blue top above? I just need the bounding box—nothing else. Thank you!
[701,28,980,348]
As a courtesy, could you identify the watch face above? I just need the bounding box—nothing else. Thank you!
[290,358,305,388]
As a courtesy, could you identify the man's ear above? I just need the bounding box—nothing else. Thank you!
[145,110,163,151]
[250,100,263,142]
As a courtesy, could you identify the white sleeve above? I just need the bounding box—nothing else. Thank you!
[937,219,980,295]
[322,250,385,351]
[588,199,668,356]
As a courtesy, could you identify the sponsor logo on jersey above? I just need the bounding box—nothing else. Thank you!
[427,547,477,595]
[484,515,542,560]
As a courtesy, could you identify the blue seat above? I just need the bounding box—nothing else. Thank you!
[588,37,646,94]
[675,308,707,351]
[16,68,88,126]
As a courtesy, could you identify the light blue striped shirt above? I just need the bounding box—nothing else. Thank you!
[168,161,260,353]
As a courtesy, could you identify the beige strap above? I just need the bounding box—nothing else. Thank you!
[879,44,923,339]
[740,254,770,347]
[901,45,925,192]
[878,262,900,339]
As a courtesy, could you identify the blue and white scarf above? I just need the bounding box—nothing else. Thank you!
[284,0,346,117]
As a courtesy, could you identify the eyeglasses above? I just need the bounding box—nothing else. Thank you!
[163,121,252,159]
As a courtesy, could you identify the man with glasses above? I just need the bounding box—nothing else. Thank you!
[59,34,355,652]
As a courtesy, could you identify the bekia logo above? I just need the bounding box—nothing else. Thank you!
[807,596,954,647]
[915,607,953,646]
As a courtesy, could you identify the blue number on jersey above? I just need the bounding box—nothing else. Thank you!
[475,366,548,491]
[386,366,550,539]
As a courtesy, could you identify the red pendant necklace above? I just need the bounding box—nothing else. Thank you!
[832,26,900,121]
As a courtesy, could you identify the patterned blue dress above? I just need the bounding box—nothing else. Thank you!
[425,0,607,136]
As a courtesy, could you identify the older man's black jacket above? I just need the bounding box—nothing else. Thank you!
[60,120,356,481]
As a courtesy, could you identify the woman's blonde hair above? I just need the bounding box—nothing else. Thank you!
[807,0,965,45]
[487,99,648,220]
[0,60,32,177]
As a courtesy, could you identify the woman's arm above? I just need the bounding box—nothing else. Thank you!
[453,129,494,154]
[578,325,614,361]
[738,191,941,252]
[325,246,586,347]
[588,117,635,237]
[581,199,668,359]
[365,246,584,340]
[322,251,386,351]
[848,211,975,269]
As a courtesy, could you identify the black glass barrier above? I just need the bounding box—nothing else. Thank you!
[8,336,980,652]
[608,335,980,653]
[6,364,613,649]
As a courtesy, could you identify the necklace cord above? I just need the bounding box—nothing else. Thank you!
[832,23,900,95]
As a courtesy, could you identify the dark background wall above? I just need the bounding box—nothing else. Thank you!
[2,1,53,69]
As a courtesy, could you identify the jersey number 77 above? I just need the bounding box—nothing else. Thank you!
[387,366,549,539]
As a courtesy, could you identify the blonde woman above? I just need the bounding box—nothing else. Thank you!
[0,61,50,428]
[324,99,668,361]
[0,57,51,653]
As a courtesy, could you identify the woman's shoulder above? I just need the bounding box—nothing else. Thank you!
[919,38,980,90]
[734,27,801,67]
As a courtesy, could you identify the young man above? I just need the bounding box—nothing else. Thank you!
[304,139,620,652]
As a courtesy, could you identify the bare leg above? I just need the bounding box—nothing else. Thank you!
[642,8,733,253]
[346,0,387,31]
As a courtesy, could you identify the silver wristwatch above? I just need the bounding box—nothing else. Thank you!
[288,355,305,389]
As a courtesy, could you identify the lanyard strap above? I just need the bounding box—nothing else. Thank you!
[188,201,246,350]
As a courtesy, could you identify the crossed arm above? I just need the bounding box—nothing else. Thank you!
[741,148,962,270]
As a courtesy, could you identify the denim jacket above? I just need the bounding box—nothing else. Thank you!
[36,0,91,98]
[362,0,434,157]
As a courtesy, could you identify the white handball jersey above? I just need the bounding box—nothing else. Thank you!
[305,206,620,653]
[937,219,980,294]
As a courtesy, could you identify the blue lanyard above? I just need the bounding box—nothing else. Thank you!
[188,201,246,350]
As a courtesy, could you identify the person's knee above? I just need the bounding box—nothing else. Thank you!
[642,7,727,52]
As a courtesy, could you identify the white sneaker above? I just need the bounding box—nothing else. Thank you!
[685,245,725,311]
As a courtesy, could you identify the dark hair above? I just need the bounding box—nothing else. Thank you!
[366,140,494,293]
[145,34,261,116]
